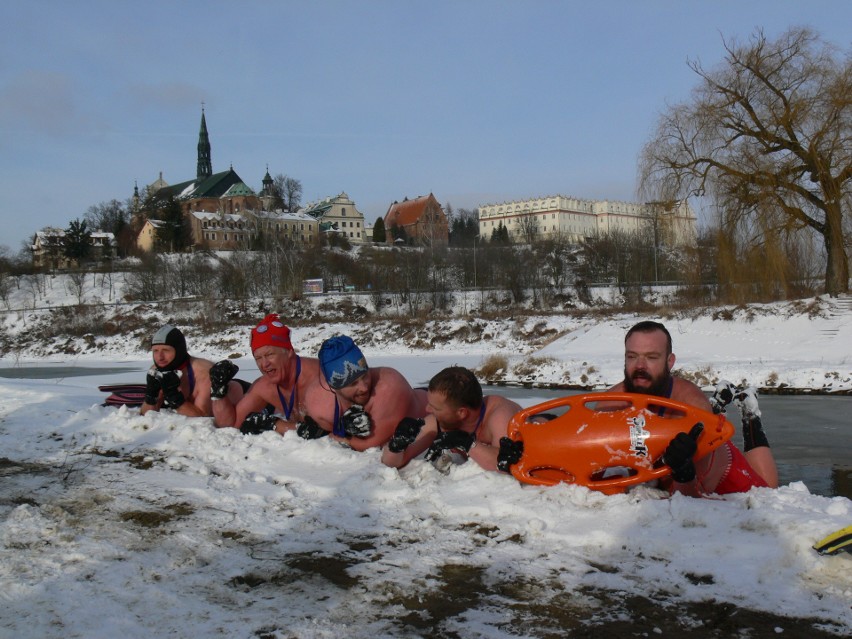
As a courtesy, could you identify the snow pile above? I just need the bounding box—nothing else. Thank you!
[0,371,850,637]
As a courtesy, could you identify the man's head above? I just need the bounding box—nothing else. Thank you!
[623,320,676,396]
[426,366,483,430]
[251,314,293,354]
[251,314,294,380]
[318,335,370,403]
[151,324,188,371]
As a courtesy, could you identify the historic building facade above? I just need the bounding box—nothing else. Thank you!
[302,192,367,243]
[383,193,449,246]
[32,228,116,270]
[477,195,697,246]
[136,109,310,252]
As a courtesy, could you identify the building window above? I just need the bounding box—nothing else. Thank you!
[341,208,346,215]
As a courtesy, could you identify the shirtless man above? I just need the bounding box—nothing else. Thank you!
[301,335,429,450]
[609,320,778,495]
[381,366,521,472]
[211,313,330,435]
[140,324,243,421]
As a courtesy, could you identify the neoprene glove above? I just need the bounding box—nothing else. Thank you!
[240,412,278,435]
[144,366,162,405]
[424,429,475,462]
[341,404,372,438]
[296,416,329,440]
[209,360,239,400]
[662,423,704,483]
[710,380,737,414]
[497,437,524,473]
[159,370,185,409]
[388,417,425,453]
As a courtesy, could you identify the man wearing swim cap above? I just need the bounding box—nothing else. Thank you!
[140,324,243,419]
[381,366,521,472]
[308,335,427,451]
[607,320,778,496]
[213,313,330,435]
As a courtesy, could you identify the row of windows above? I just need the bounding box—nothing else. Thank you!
[203,231,317,240]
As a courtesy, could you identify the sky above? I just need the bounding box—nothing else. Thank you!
[1,1,851,254]
[0,277,850,636]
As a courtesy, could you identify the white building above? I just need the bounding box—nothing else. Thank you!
[302,192,366,243]
[477,195,697,246]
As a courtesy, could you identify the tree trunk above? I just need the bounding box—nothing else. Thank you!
[823,201,850,296]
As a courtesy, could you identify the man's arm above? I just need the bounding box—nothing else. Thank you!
[381,416,439,468]
[468,398,521,471]
[343,372,417,451]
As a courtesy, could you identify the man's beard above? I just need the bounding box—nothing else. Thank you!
[623,367,673,397]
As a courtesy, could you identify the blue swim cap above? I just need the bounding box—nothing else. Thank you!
[318,335,368,389]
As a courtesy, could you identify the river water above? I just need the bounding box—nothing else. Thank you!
[1,363,849,499]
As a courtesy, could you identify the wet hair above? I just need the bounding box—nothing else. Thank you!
[428,366,483,410]
[625,320,672,354]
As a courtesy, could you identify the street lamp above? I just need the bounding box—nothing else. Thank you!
[473,234,480,289]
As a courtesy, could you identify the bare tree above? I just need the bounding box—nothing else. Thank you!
[517,213,539,244]
[273,174,303,212]
[66,270,88,305]
[640,27,852,295]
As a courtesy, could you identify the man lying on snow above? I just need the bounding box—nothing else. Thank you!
[140,324,244,421]
[381,366,522,472]
[306,335,428,451]
[210,314,331,436]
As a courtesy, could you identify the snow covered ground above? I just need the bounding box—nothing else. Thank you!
[0,273,850,637]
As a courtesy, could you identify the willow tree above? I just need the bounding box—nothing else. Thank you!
[640,28,851,296]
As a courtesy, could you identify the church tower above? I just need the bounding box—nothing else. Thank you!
[197,106,212,181]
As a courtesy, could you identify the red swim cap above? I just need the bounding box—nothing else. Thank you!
[250,313,293,353]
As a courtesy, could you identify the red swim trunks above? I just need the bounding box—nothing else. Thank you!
[712,441,769,494]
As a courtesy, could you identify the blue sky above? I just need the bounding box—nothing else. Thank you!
[1,0,850,253]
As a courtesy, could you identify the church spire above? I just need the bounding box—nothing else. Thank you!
[197,104,212,181]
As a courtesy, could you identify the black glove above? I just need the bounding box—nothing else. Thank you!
[296,416,329,440]
[662,423,704,483]
[424,429,475,462]
[209,360,239,400]
[159,370,185,409]
[144,366,162,405]
[341,404,372,438]
[497,437,524,473]
[388,417,424,453]
[240,412,278,435]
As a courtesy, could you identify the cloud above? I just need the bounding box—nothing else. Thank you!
[0,70,92,136]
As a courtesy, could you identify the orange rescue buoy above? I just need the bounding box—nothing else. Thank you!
[506,393,734,494]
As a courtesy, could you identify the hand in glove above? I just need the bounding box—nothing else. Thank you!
[388,417,425,453]
[144,365,162,405]
[710,380,737,414]
[240,412,278,435]
[497,437,524,473]
[159,369,185,409]
[424,429,475,462]
[296,415,329,440]
[662,423,704,483]
[340,404,372,438]
[209,360,239,400]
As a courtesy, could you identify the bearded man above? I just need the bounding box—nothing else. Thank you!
[609,320,778,495]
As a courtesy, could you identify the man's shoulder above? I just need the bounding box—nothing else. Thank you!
[672,376,711,410]
[190,356,214,372]
[485,394,522,413]
[373,366,412,388]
